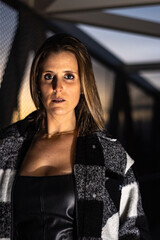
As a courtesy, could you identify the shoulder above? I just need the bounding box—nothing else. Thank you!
[96,130,124,152]
[0,110,38,140]
[0,122,20,140]
[95,130,134,176]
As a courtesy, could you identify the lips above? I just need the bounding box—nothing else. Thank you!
[52,98,65,103]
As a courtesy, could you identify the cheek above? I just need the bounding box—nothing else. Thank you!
[40,85,52,98]
[72,87,81,105]
[39,88,52,108]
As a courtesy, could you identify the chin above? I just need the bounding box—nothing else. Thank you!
[47,108,68,116]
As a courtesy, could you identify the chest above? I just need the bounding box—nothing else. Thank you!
[19,134,76,176]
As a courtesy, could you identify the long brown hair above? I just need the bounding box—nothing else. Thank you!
[30,33,105,135]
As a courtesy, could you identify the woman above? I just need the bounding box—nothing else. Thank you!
[0,33,151,239]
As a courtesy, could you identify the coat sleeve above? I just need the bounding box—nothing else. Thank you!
[119,153,151,240]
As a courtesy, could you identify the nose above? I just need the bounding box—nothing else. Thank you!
[52,75,63,92]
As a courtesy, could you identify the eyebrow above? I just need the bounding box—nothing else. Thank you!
[64,70,78,74]
[42,70,78,74]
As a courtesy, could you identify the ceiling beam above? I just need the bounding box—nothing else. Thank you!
[49,12,160,38]
[124,62,160,72]
[19,0,160,14]
[49,20,123,68]
[49,20,160,99]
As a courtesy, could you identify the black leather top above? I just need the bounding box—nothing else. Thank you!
[13,173,75,240]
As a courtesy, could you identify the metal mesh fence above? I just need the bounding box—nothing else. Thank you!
[0,0,47,128]
[0,1,18,86]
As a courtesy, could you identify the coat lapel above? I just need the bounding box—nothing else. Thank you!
[74,132,125,239]
[74,134,106,238]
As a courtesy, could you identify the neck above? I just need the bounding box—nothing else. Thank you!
[45,129,77,138]
[43,112,77,136]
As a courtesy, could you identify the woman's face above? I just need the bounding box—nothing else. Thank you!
[39,51,81,118]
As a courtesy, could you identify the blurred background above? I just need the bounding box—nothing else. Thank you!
[0,0,160,239]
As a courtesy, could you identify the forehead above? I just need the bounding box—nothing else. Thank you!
[41,51,78,70]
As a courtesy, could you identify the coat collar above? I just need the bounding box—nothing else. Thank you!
[74,130,127,178]
[0,112,128,178]
[96,130,128,177]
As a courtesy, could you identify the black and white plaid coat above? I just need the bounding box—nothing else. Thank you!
[0,112,151,239]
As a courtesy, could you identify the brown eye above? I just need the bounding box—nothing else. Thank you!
[44,73,54,80]
[64,74,74,80]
